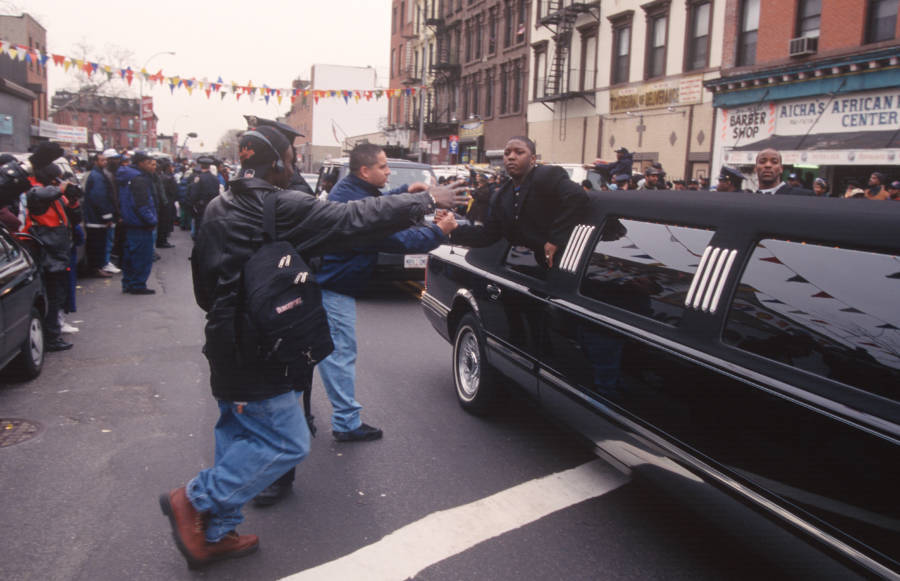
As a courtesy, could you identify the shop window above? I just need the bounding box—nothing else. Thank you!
[580,218,715,326]
[737,0,759,66]
[724,239,899,402]
[686,1,711,71]
[867,0,898,43]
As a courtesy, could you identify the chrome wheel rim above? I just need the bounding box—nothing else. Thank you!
[28,317,43,365]
[456,328,480,401]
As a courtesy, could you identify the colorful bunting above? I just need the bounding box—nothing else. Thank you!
[1,37,426,107]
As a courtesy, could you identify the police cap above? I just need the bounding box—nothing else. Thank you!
[717,165,744,185]
[196,155,217,166]
[244,115,305,141]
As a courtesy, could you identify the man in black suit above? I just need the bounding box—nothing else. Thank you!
[448,136,589,268]
[755,148,813,196]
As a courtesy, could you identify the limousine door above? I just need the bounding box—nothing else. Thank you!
[474,245,551,398]
[537,218,717,447]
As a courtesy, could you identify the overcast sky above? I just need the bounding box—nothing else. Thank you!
[5,0,391,150]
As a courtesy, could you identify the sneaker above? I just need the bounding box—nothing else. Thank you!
[101,262,121,274]
[58,313,79,334]
[333,422,383,442]
[160,487,259,570]
[125,288,156,295]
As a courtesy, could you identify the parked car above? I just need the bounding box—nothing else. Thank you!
[316,157,439,282]
[0,228,48,380]
[421,190,899,578]
[301,172,319,192]
[553,163,606,189]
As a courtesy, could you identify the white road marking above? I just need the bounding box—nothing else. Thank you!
[280,459,629,581]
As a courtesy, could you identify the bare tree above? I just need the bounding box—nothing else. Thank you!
[216,129,244,165]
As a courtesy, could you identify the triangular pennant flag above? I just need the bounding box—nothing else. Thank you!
[762,299,785,304]
[205,88,211,99]
[220,91,227,101]
[876,323,899,330]
[760,256,783,264]
[8,47,18,60]
[839,307,863,313]
[52,53,65,66]
[786,275,808,283]
[811,291,833,298]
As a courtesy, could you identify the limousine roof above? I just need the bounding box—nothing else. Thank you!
[583,189,899,254]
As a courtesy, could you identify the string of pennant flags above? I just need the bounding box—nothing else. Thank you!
[0,38,424,105]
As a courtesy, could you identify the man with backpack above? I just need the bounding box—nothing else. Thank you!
[159,124,467,569]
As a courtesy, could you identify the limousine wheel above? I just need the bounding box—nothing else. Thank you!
[453,313,498,414]
[9,307,44,380]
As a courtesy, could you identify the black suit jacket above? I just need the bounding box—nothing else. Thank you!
[450,164,589,256]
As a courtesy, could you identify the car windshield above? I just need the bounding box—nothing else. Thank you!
[384,166,436,192]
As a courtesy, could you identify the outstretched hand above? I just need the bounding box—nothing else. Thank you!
[428,181,469,209]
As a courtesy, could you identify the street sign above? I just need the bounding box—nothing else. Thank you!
[449,135,459,154]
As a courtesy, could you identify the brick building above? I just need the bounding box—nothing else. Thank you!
[51,90,155,151]
[707,0,900,191]
[419,0,531,165]
[0,12,49,151]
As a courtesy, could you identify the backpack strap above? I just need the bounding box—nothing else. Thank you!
[262,190,279,242]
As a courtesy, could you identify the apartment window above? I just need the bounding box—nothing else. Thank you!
[463,79,470,117]
[392,6,397,34]
[472,74,480,117]
[797,0,821,37]
[610,17,632,85]
[500,63,509,114]
[466,20,474,62]
[485,68,495,116]
[449,81,458,115]
[513,60,524,112]
[867,0,898,43]
[504,2,514,47]
[737,0,760,66]
[489,7,499,54]
[686,1,711,71]
[114,117,120,129]
[516,0,527,43]
[645,12,668,79]
[391,48,397,77]
[128,118,134,129]
[533,43,548,99]
[476,14,484,60]
[580,26,598,91]
[454,26,462,63]
[401,1,406,26]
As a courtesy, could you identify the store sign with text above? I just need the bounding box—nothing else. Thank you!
[609,75,703,113]
[720,103,776,147]
[776,88,900,135]
[37,120,87,144]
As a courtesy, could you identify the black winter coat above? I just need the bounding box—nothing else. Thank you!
[449,164,589,264]
[192,176,435,401]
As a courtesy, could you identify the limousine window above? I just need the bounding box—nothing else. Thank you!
[579,218,715,325]
[723,238,900,401]
[505,245,547,280]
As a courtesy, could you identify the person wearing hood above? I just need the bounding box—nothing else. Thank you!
[117,151,159,294]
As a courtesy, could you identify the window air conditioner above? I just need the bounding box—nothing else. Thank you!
[789,36,818,57]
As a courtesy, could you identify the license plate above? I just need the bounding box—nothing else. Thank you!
[404,254,428,269]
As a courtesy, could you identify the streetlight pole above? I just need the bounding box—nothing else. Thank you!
[138,50,175,149]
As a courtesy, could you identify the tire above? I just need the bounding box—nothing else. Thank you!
[452,313,499,414]
[8,307,44,380]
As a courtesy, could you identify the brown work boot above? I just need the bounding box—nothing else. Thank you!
[159,487,259,569]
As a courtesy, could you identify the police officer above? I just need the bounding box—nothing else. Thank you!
[186,156,221,238]
[244,115,314,194]
[716,166,745,193]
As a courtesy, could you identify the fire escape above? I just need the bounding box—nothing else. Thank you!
[538,1,600,140]
[425,16,461,135]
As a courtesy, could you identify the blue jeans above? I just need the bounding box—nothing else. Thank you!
[317,289,363,432]
[186,391,310,542]
[104,227,115,266]
[122,228,154,291]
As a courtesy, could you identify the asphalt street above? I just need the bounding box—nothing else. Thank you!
[0,227,860,581]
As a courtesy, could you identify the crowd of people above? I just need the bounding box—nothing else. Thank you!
[8,129,897,571]
[586,146,900,200]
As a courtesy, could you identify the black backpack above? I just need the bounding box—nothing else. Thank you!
[237,191,333,430]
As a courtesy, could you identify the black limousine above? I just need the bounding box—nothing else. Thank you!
[421,189,899,578]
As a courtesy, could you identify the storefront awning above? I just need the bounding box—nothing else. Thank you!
[723,130,900,166]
